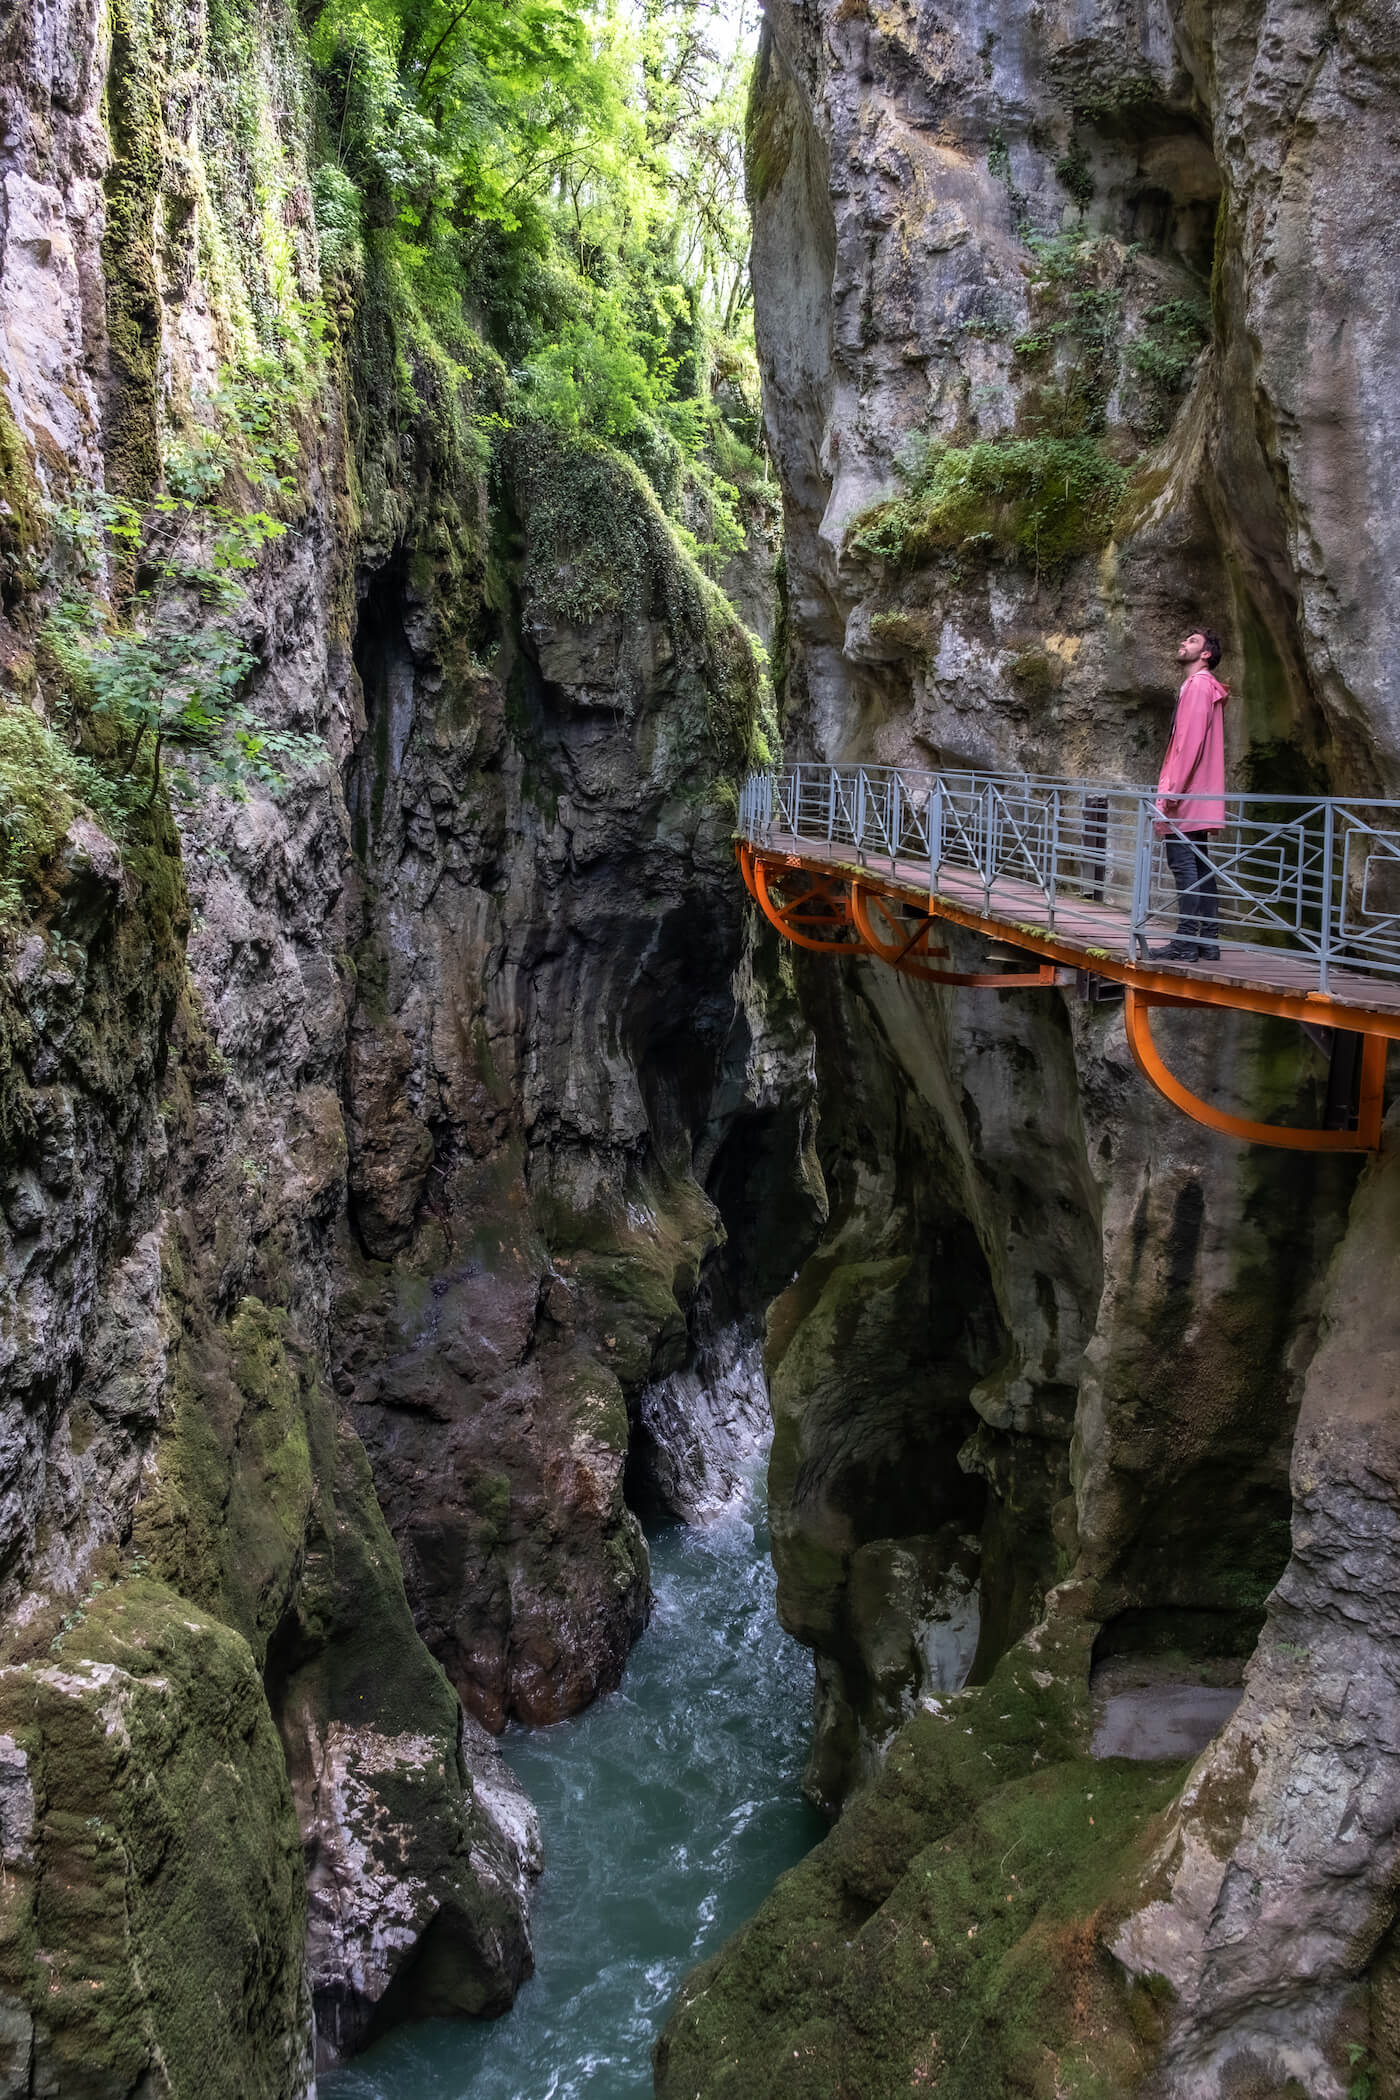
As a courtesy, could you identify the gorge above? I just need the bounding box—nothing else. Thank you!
[1,0,1399,2092]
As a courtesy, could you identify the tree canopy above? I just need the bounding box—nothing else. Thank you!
[310,0,765,558]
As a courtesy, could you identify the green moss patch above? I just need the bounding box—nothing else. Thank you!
[657,1618,1183,2100]
[0,1580,307,2098]
[101,0,164,505]
[745,31,796,206]
[0,387,43,616]
[0,704,120,924]
[132,1296,318,1663]
[848,437,1129,573]
[851,228,1211,579]
[503,424,773,777]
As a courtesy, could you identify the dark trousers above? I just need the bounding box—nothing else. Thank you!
[1164,836,1219,949]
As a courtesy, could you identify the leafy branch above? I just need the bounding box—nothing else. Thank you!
[44,368,326,804]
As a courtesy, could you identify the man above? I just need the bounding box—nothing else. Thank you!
[1151,627,1229,962]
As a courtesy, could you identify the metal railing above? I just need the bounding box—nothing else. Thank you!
[737,763,1400,993]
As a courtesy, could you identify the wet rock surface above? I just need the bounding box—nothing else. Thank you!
[660,0,1400,2090]
[1089,1659,1244,1763]
[0,0,809,2084]
[634,1326,772,1524]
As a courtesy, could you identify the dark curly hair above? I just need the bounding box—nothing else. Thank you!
[1196,626,1223,669]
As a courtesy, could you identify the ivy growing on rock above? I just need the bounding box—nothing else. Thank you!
[42,362,328,821]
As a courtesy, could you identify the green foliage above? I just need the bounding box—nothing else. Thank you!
[509,429,656,625]
[1128,297,1210,424]
[1348,2045,1376,2100]
[0,704,128,924]
[49,493,283,800]
[1002,230,1132,450]
[852,225,1210,581]
[1056,132,1094,210]
[313,0,766,574]
[43,369,326,805]
[312,161,366,285]
[0,386,42,607]
[849,434,1128,572]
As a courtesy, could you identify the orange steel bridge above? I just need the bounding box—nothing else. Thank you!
[736,764,1400,1153]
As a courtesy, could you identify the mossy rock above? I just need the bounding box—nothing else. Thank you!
[504,425,770,779]
[0,1580,308,2100]
[102,0,164,505]
[657,1613,1181,2100]
[745,27,797,207]
[132,1295,320,1664]
[848,436,1129,574]
[0,385,43,609]
[559,1357,631,1456]
[548,1168,722,1393]
[270,1423,533,2038]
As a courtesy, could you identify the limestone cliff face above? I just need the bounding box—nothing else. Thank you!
[0,0,546,2084]
[662,0,1400,2093]
[333,424,819,1733]
[0,0,806,2091]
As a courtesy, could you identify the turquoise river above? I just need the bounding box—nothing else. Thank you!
[322,1464,822,2099]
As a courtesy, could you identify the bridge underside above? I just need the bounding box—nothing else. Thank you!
[739,841,1394,1154]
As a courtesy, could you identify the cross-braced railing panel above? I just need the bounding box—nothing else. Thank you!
[738,763,1400,993]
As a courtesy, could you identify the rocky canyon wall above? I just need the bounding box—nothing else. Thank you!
[0,0,809,2090]
[660,0,1400,2095]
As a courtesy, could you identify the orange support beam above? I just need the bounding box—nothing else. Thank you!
[739,842,1391,1150]
[1124,989,1385,1153]
[849,880,1058,987]
[750,851,861,954]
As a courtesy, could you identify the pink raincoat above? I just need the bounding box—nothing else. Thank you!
[1155,669,1229,833]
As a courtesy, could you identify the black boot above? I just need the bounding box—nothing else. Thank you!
[1149,941,1199,961]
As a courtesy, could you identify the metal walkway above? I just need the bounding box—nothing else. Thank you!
[737,764,1400,1152]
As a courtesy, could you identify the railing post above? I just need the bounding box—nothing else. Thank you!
[1046,788,1060,927]
[982,784,994,911]
[1130,794,1151,957]
[856,768,867,864]
[929,781,944,896]
[794,762,803,840]
[1319,799,1334,994]
[826,768,836,843]
[891,772,902,872]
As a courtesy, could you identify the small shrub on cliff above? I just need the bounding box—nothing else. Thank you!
[1127,297,1210,430]
[44,365,327,805]
[0,703,125,924]
[849,435,1128,573]
[46,490,300,801]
